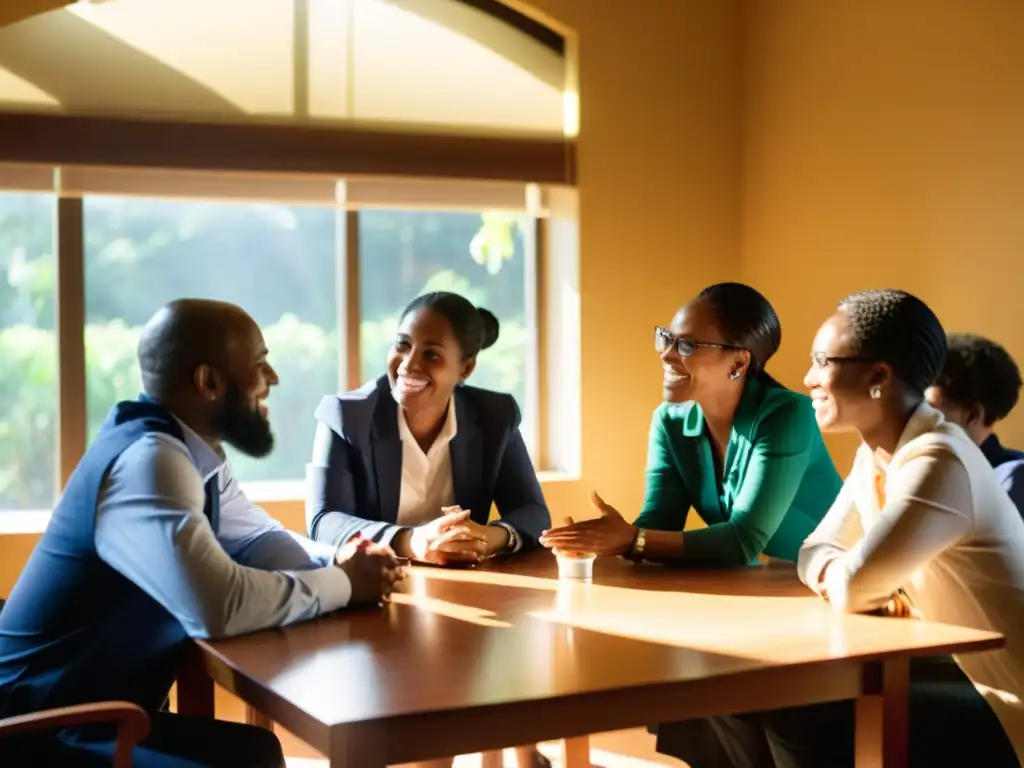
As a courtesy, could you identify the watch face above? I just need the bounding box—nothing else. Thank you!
[635,531,647,556]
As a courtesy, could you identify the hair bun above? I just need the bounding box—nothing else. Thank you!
[476,307,500,350]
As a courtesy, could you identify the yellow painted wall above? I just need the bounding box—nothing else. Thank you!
[0,536,39,598]
[0,0,742,591]
[4,0,1024,740]
[534,0,744,515]
[741,0,1024,472]
[9,0,1024,594]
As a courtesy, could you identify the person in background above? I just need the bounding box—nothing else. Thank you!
[0,299,403,768]
[698,289,1024,767]
[538,282,842,766]
[307,290,551,768]
[926,332,1024,515]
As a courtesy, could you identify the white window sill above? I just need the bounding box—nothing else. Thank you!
[0,471,581,536]
[535,469,581,484]
[0,510,54,535]
[238,480,309,503]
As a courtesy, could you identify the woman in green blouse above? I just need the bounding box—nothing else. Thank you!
[540,282,842,566]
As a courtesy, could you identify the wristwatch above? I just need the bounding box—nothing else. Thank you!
[624,527,646,562]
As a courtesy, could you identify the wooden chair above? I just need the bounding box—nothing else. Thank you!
[0,701,151,768]
[0,598,151,767]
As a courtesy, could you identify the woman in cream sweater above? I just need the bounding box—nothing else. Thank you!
[702,290,1024,767]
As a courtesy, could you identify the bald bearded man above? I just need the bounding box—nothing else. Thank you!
[0,299,404,767]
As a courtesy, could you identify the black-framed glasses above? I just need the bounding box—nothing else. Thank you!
[810,351,875,368]
[655,326,743,357]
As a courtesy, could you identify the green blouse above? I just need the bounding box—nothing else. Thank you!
[637,377,842,565]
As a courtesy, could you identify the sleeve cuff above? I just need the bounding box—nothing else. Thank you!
[299,566,352,613]
[378,524,409,548]
[800,549,840,596]
[821,558,848,604]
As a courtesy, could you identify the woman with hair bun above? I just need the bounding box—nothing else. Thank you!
[306,291,552,767]
[541,282,841,567]
[307,290,550,567]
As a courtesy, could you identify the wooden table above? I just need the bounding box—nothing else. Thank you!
[177,552,1003,767]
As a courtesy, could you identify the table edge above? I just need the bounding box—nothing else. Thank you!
[193,630,1004,732]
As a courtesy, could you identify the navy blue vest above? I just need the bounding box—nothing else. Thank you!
[0,399,212,718]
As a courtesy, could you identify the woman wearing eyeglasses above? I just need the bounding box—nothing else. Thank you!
[694,290,1024,768]
[540,282,841,567]
[539,282,843,765]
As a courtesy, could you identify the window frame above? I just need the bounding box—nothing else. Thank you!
[0,0,573,139]
[0,166,579,515]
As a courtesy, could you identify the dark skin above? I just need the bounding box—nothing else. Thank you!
[803,309,921,617]
[384,306,510,564]
[539,297,753,559]
[139,300,279,455]
[924,386,992,446]
[382,306,551,767]
[804,310,922,459]
[137,299,405,604]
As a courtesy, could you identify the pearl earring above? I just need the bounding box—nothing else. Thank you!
[729,370,741,381]
[870,386,882,399]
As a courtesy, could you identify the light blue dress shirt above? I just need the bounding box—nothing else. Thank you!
[93,417,351,639]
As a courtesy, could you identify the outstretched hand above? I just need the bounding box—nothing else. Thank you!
[538,491,638,556]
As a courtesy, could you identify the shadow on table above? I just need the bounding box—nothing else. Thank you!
[205,573,826,723]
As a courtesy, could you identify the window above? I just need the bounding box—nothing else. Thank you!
[359,210,536,454]
[83,197,339,485]
[0,170,577,510]
[79,197,539,489]
[0,0,577,516]
[0,0,569,137]
[0,192,57,511]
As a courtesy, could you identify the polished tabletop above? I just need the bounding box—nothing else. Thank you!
[199,550,1003,735]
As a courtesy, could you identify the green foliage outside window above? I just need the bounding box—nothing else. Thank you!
[0,194,530,510]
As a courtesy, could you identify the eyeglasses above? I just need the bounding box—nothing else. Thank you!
[810,351,875,368]
[655,326,743,357]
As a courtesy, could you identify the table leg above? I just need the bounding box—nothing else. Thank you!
[329,728,386,768]
[176,644,214,719]
[855,658,910,768]
[563,736,590,768]
[245,705,274,730]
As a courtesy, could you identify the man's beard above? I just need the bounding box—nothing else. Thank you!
[213,382,275,458]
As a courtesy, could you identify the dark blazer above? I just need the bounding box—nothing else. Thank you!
[980,434,1024,519]
[307,376,550,549]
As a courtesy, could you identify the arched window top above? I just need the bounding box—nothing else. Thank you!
[0,0,571,137]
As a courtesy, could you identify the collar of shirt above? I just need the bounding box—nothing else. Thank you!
[853,401,945,524]
[679,375,765,440]
[397,396,458,455]
[169,413,288,545]
[866,401,945,470]
[171,414,227,484]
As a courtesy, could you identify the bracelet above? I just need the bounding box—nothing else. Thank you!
[489,521,521,555]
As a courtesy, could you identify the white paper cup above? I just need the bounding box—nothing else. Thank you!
[555,551,596,581]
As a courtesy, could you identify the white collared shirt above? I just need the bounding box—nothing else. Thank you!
[396,399,457,526]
